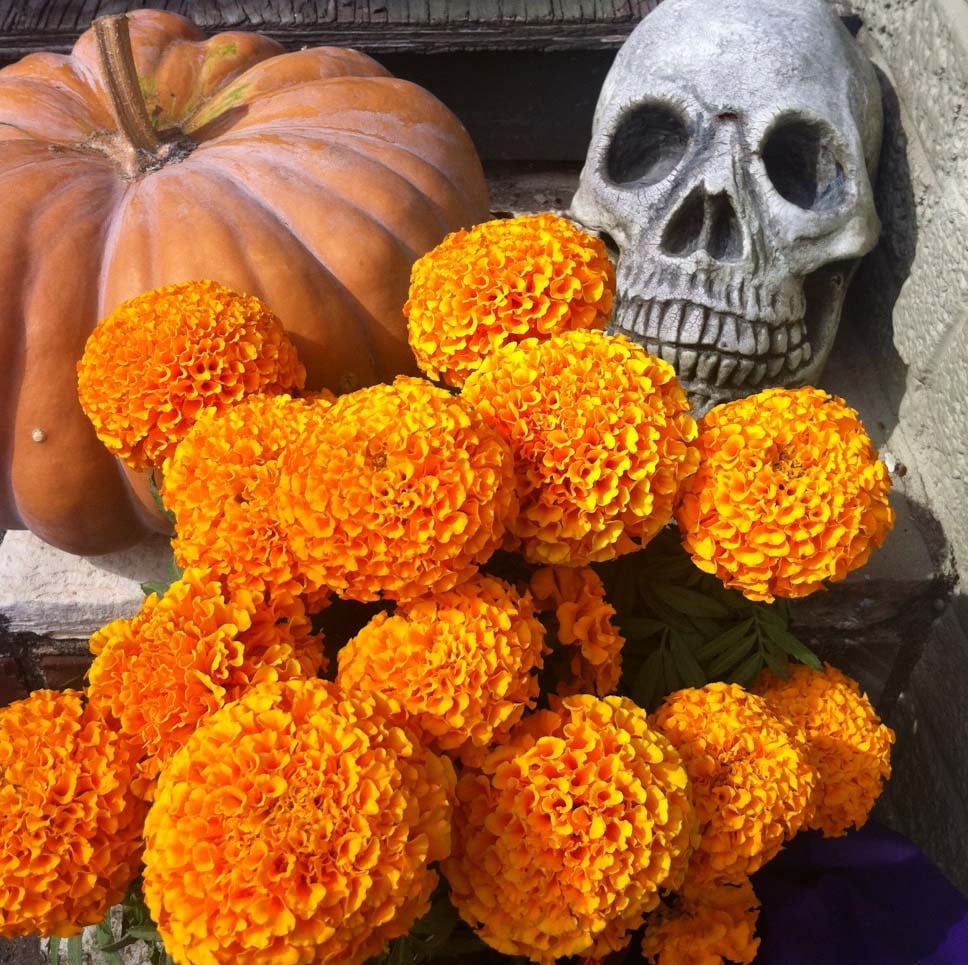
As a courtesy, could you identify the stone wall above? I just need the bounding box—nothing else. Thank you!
[842,0,968,894]
[849,0,968,574]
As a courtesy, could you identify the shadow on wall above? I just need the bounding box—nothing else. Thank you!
[876,590,968,896]
[837,65,917,441]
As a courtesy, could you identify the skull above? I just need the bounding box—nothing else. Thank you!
[571,0,882,413]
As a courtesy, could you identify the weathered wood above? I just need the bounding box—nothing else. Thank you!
[0,1,654,31]
[0,0,659,60]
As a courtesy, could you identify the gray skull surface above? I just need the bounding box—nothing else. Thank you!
[571,0,883,414]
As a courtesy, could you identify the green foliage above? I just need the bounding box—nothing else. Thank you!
[46,936,81,965]
[148,471,177,529]
[140,553,184,598]
[373,884,528,965]
[140,472,182,596]
[597,527,821,711]
[92,878,175,965]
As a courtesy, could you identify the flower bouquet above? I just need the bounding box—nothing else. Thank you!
[1,214,902,965]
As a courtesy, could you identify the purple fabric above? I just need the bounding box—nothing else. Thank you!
[752,824,968,965]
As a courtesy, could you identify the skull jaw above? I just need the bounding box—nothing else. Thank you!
[608,259,856,417]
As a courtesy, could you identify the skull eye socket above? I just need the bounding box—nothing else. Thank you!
[761,116,847,211]
[606,103,689,187]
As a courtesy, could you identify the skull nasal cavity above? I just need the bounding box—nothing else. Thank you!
[661,187,744,261]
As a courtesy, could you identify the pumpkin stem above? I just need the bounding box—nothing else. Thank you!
[93,14,166,172]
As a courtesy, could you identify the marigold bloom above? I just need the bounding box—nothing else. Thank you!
[444,695,697,963]
[164,393,334,613]
[529,566,625,696]
[405,213,615,387]
[277,376,516,602]
[0,690,146,938]
[753,663,894,837]
[651,683,814,884]
[641,878,761,965]
[87,569,323,798]
[463,330,699,565]
[143,679,455,965]
[77,280,305,471]
[675,387,894,603]
[337,575,545,765]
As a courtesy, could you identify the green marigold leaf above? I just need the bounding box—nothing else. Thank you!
[729,651,766,688]
[706,633,757,678]
[764,626,823,670]
[695,619,755,662]
[669,634,707,689]
[656,584,732,620]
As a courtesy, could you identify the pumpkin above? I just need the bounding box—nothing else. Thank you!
[0,10,489,555]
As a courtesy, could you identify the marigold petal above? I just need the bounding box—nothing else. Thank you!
[77,281,305,470]
[674,388,894,602]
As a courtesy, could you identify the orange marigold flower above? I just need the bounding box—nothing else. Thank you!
[0,690,146,938]
[143,678,455,965]
[405,213,615,387]
[337,575,546,765]
[651,683,814,885]
[529,565,625,696]
[444,695,698,963]
[753,663,894,837]
[164,393,334,614]
[277,376,516,603]
[641,878,761,965]
[87,569,323,798]
[463,330,699,565]
[77,280,305,471]
[675,387,894,603]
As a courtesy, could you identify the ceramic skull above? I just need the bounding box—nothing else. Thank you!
[571,0,882,413]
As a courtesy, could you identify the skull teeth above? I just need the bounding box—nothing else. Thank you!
[678,348,699,379]
[612,296,813,389]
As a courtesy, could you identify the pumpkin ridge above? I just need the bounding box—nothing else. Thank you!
[160,32,285,120]
[0,76,111,140]
[8,174,146,549]
[163,158,382,383]
[69,10,206,94]
[94,177,138,314]
[190,148,422,262]
[181,46,392,133]
[196,132,452,236]
[0,140,113,179]
[322,127,485,222]
[199,125,482,225]
[305,120,484,219]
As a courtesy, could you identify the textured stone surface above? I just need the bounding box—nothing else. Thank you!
[0,937,44,964]
[0,531,172,639]
[845,0,968,897]
[850,0,968,579]
[856,0,968,196]
[896,322,968,574]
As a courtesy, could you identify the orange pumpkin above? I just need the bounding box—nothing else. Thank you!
[0,10,488,555]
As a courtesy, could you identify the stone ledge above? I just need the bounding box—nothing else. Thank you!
[0,531,172,640]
